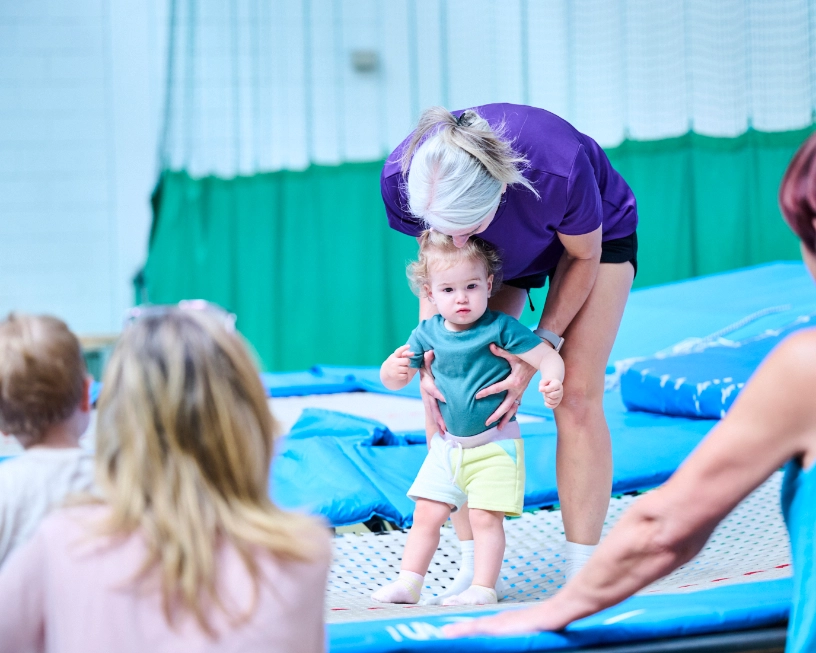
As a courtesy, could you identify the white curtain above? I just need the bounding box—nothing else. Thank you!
[160,0,816,178]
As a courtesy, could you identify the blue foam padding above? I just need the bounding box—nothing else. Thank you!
[271,436,402,527]
[287,408,397,445]
[260,367,362,397]
[316,365,422,399]
[621,317,815,418]
[89,381,102,405]
[610,262,816,364]
[328,578,790,652]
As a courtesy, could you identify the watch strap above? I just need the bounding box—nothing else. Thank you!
[533,327,565,353]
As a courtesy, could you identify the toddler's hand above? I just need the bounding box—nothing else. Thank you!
[539,379,563,409]
[382,345,414,385]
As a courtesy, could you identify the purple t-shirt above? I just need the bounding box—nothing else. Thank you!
[381,103,638,281]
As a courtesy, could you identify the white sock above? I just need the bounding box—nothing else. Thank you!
[424,540,506,605]
[442,584,498,606]
[565,541,597,582]
[371,570,423,604]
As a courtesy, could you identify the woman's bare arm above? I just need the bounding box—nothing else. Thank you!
[538,226,602,337]
[446,329,816,636]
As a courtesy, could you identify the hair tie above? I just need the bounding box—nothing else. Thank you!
[456,112,467,127]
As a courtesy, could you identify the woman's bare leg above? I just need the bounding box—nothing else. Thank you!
[554,262,633,544]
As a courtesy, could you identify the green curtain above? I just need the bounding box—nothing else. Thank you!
[144,127,813,371]
[144,162,419,371]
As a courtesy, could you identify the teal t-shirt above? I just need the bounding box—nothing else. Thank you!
[406,310,543,437]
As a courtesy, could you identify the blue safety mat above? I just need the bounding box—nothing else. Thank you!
[90,380,102,405]
[260,368,361,397]
[621,315,815,418]
[609,262,816,363]
[612,263,816,419]
[328,578,790,652]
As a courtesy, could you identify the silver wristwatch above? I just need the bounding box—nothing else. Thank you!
[533,327,565,353]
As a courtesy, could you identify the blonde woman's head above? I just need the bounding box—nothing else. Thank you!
[401,107,538,234]
[95,307,323,635]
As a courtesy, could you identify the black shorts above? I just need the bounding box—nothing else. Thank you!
[504,231,638,290]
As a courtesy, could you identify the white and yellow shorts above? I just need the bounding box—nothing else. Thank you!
[407,422,525,517]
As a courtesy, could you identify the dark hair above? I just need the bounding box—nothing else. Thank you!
[780,132,816,253]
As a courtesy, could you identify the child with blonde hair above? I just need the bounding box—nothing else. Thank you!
[0,307,331,652]
[372,231,564,606]
[0,313,95,567]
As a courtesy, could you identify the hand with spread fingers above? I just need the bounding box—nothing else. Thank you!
[442,600,574,638]
[475,344,537,428]
[418,350,447,435]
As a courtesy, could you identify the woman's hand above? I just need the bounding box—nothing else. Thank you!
[442,599,571,637]
[419,350,447,434]
[476,344,537,428]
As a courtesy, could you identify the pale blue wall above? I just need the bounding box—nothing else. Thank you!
[0,0,168,334]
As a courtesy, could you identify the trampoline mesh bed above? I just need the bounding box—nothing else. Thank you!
[272,393,792,626]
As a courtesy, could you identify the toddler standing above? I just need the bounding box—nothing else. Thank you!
[372,231,564,606]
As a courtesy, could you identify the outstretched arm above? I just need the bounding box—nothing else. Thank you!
[445,330,816,636]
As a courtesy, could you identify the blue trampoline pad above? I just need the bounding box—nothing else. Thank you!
[328,578,790,653]
[260,367,361,397]
[610,262,816,363]
[621,314,815,419]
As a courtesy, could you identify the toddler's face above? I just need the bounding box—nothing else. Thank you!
[426,259,492,330]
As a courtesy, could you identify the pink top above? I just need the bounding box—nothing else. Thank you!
[0,506,331,653]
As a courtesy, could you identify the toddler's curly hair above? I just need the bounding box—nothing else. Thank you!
[407,230,502,298]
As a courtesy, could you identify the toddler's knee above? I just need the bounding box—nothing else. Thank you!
[468,508,503,531]
[414,499,451,526]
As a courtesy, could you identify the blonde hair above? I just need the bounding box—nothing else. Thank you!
[0,313,86,444]
[93,309,324,635]
[400,106,538,232]
[407,230,502,298]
